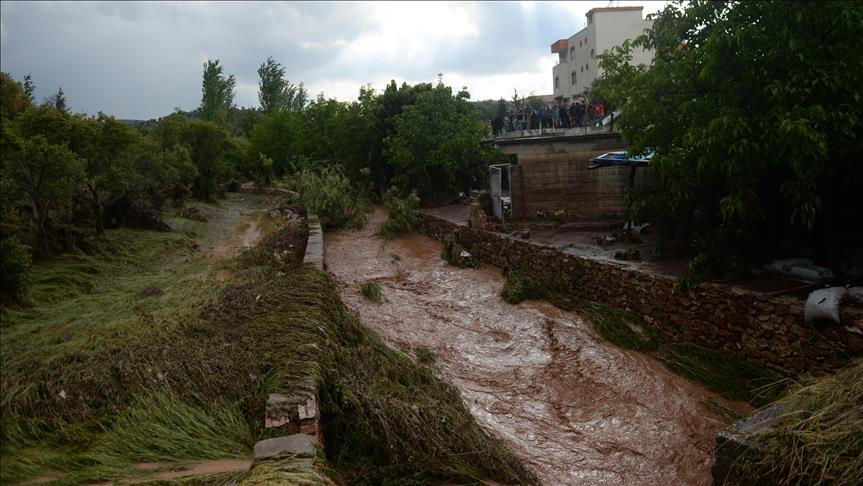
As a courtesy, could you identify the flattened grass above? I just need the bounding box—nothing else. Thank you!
[2,194,535,485]
[727,360,863,485]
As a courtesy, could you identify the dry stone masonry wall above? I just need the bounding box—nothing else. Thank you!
[416,213,863,375]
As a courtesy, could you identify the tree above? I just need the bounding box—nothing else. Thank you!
[527,94,545,112]
[0,72,31,119]
[23,74,35,104]
[149,113,233,201]
[595,0,863,276]
[257,57,307,113]
[199,59,235,124]
[257,56,288,113]
[52,87,67,113]
[385,82,495,200]
[76,114,140,233]
[2,132,84,253]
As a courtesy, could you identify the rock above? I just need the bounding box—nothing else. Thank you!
[253,434,316,459]
[266,393,293,429]
[614,248,641,261]
[468,203,487,228]
[266,392,317,429]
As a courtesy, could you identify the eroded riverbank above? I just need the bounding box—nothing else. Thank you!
[325,211,749,485]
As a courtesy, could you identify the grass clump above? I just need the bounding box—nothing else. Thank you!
[501,268,550,304]
[378,188,420,241]
[361,281,384,303]
[726,360,863,485]
[441,230,477,268]
[657,344,785,406]
[582,302,659,353]
[415,346,437,365]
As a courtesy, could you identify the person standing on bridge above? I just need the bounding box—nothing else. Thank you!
[594,102,605,127]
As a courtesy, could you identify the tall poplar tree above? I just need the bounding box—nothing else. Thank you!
[199,59,235,124]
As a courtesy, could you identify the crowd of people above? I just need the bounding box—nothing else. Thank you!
[491,99,606,137]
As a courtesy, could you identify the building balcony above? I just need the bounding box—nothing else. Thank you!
[550,39,568,54]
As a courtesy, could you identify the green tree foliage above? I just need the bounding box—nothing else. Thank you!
[526,95,545,112]
[257,56,288,113]
[297,166,371,230]
[199,59,236,125]
[379,188,420,240]
[0,72,31,119]
[149,113,234,202]
[51,87,67,113]
[257,57,307,113]
[22,74,35,104]
[2,132,84,252]
[0,235,31,300]
[594,0,863,275]
[385,82,496,200]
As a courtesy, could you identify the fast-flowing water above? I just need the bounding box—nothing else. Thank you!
[325,211,746,485]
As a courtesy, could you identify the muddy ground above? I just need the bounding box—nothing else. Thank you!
[325,210,750,485]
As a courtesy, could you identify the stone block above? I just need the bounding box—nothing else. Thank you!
[253,434,316,459]
[266,392,317,429]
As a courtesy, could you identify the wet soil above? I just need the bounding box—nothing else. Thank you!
[326,210,750,485]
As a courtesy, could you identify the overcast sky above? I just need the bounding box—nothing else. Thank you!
[1,1,667,119]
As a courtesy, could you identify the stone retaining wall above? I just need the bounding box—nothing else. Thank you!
[416,213,862,375]
[246,211,328,483]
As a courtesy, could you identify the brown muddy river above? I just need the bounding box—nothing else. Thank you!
[325,211,746,485]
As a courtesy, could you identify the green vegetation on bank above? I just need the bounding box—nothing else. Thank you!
[496,264,783,407]
[2,195,535,484]
[593,1,863,280]
[728,360,863,485]
[2,57,501,300]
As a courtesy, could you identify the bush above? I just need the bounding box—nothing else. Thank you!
[0,236,31,300]
[477,191,493,216]
[297,166,371,230]
[441,231,477,268]
[361,281,383,303]
[379,188,420,240]
[501,268,549,304]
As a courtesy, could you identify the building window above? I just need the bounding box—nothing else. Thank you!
[554,77,559,89]
[570,46,575,61]
[571,72,577,85]
[579,40,582,47]
[586,63,589,70]
[580,66,583,73]
[590,49,594,58]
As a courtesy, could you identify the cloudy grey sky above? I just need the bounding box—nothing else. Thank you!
[1,1,666,119]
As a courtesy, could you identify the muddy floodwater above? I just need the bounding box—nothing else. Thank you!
[325,211,748,485]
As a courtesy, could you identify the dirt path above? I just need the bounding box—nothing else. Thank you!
[325,210,747,485]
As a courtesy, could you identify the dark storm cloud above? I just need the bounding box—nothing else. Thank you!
[0,1,665,119]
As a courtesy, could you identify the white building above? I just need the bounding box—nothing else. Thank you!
[551,6,653,103]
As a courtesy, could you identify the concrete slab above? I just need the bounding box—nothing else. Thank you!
[304,214,324,269]
[253,434,316,459]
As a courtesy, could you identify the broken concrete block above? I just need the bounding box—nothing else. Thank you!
[253,434,316,459]
[298,394,317,421]
[266,392,318,429]
[266,393,293,429]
